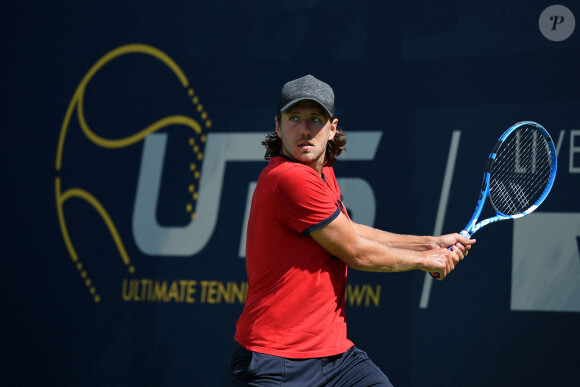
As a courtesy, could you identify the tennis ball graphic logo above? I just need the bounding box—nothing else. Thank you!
[55,44,211,302]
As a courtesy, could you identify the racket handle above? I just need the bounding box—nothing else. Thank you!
[429,230,471,279]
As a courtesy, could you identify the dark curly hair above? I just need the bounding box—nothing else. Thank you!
[262,114,347,167]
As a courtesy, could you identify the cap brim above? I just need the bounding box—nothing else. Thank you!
[279,98,333,117]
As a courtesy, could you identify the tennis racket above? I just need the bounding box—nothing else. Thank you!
[430,121,557,279]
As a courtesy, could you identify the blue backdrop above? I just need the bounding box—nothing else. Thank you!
[2,1,580,386]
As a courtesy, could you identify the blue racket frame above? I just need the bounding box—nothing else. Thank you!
[463,121,557,237]
[430,121,557,279]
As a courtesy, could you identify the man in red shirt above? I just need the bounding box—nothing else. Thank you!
[231,75,474,386]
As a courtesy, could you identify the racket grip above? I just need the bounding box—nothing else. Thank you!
[429,230,471,279]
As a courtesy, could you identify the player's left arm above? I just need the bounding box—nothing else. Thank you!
[352,223,474,254]
[310,212,473,276]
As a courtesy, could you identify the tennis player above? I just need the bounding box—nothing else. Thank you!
[230,75,475,386]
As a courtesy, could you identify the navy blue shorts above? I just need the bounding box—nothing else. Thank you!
[230,343,393,386]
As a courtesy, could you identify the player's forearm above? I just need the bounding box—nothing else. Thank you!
[310,214,435,273]
[345,236,428,273]
[352,223,438,251]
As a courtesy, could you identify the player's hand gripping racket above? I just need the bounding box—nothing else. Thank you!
[430,121,557,279]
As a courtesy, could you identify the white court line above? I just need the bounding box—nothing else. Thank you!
[419,130,461,309]
[555,129,565,156]
[239,181,257,258]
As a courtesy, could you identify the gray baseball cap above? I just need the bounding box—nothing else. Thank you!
[278,75,335,117]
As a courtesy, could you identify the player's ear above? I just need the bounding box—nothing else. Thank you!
[328,118,338,140]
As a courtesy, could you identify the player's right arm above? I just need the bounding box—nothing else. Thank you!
[352,223,474,255]
[310,212,472,279]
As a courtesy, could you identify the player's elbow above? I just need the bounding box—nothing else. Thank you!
[337,239,398,272]
[339,248,376,271]
[345,258,371,271]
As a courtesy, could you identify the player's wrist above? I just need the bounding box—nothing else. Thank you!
[415,250,433,271]
[421,236,440,251]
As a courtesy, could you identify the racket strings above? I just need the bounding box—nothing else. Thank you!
[493,141,551,211]
[489,126,553,215]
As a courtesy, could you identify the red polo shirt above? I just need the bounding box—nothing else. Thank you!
[235,155,353,358]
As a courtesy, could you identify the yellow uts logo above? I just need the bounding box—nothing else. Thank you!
[55,44,383,308]
[55,44,211,303]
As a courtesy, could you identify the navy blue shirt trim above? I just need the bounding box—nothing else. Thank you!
[301,208,341,236]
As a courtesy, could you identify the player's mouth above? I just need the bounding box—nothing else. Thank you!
[298,141,314,149]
